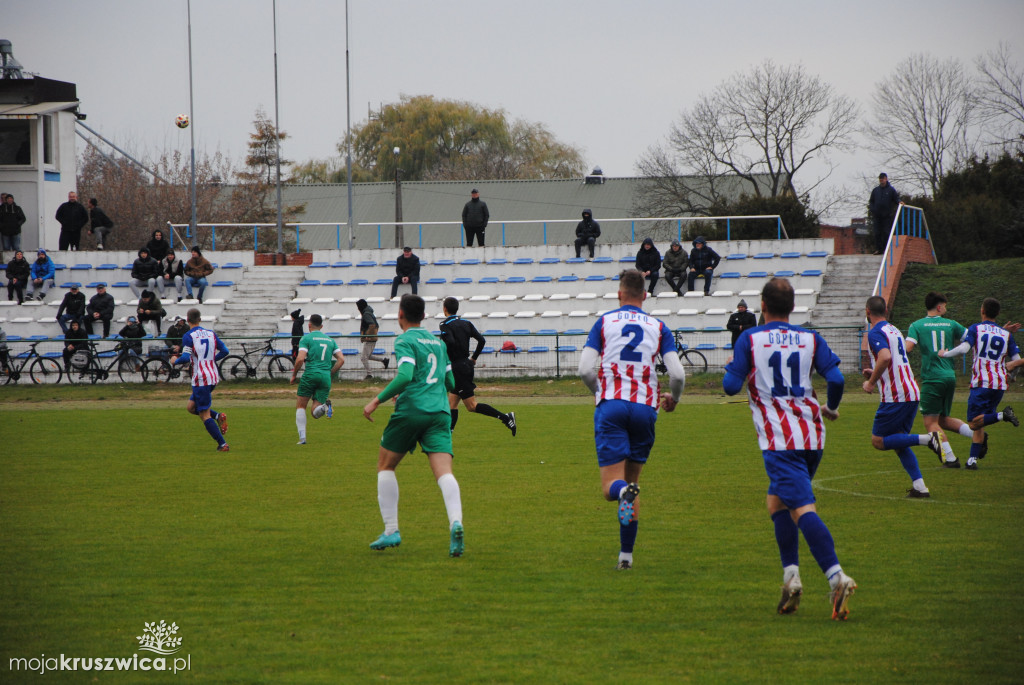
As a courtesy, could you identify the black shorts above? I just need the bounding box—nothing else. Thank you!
[451,359,477,399]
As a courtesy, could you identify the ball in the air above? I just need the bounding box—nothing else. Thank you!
[175,114,190,129]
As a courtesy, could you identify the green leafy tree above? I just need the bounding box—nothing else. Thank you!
[241,107,292,185]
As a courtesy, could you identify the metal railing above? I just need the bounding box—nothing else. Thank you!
[872,204,937,297]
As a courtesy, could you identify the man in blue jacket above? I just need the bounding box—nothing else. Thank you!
[26,249,56,301]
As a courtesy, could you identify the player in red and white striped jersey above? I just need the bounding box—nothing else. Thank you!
[172,308,231,451]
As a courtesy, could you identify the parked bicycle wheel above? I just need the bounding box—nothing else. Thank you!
[2,364,19,385]
[142,358,174,384]
[218,355,251,381]
[29,357,62,384]
[680,349,708,374]
[118,355,145,383]
[266,354,294,379]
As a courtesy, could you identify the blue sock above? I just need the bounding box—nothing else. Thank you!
[204,417,225,446]
[896,447,922,480]
[620,519,638,553]
[771,510,799,568]
[883,434,920,450]
[609,479,628,501]
[796,512,839,574]
[983,413,1000,427]
[970,443,982,460]
[209,410,220,420]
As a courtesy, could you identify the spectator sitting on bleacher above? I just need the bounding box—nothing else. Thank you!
[130,248,161,298]
[62,319,90,371]
[635,237,662,295]
[146,229,171,262]
[165,315,189,355]
[26,249,55,301]
[185,246,214,303]
[727,299,757,347]
[160,249,186,302]
[574,209,601,259]
[85,284,115,338]
[6,249,30,304]
[290,309,305,360]
[137,289,166,335]
[55,284,86,334]
[118,316,146,368]
[687,236,721,295]
[356,299,389,379]
[391,246,420,298]
[663,240,688,295]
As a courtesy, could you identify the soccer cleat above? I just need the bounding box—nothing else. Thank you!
[296,439,306,445]
[616,559,632,570]
[325,399,333,418]
[1003,406,1019,427]
[449,521,464,557]
[905,488,930,498]
[365,374,373,381]
[943,458,961,468]
[965,460,978,470]
[926,431,942,460]
[217,411,229,435]
[217,443,230,452]
[618,483,640,526]
[830,574,856,621]
[382,357,390,369]
[979,432,989,459]
[370,530,401,550]
[504,411,517,437]
[777,575,803,614]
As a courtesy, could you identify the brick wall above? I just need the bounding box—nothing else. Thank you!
[254,253,313,266]
[820,225,868,255]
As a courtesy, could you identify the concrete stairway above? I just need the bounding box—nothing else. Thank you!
[214,265,306,339]
[806,254,883,328]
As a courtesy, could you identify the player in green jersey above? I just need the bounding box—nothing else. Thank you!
[363,294,465,557]
[905,292,974,467]
[291,314,344,445]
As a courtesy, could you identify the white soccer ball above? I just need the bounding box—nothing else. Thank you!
[175,114,190,129]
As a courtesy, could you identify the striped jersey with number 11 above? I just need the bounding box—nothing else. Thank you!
[181,326,227,386]
[584,305,676,408]
[867,321,920,403]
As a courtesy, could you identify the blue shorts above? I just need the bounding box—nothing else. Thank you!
[763,449,822,509]
[967,387,1004,421]
[594,399,658,467]
[872,401,918,437]
[190,384,216,412]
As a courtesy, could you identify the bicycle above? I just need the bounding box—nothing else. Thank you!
[218,338,294,380]
[140,347,191,385]
[64,340,146,384]
[1,341,63,385]
[655,330,709,375]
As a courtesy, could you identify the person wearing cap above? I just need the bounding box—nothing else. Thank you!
[61,319,90,371]
[391,246,420,298]
[727,299,758,347]
[130,248,161,298]
[6,249,30,304]
[26,249,55,301]
[574,209,601,259]
[290,309,305,360]
[55,283,87,334]
[55,191,89,251]
[118,315,147,363]
[165,315,190,355]
[85,284,115,338]
[663,240,689,295]
[137,289,166,335]
[461,188,489,247]
[868,173,902,255]
[356,299,389,379]
[687,236,721,295]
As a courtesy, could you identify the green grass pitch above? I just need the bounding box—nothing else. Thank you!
[2,392,1022,683]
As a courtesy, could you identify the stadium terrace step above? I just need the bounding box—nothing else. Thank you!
[212,264,306,338]
[806,254,882,328]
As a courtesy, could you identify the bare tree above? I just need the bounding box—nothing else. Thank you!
[975,42,1024,149]
[868,53,977,195]
[636,60,858,217]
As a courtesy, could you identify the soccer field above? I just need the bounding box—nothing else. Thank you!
[2,389,1023,683]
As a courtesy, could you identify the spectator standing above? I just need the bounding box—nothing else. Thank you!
[146,229,171,262]
[0,193,27,252]
[130,248,161,298]
[55,284,86,334]
[461,188,489,247]
[574,209,601,259]
[184,246,214,303]
[726,299,757,347]
[6,249,30,304]
[55,191,89,251]
[356,299,389,379]
[26,249,55,301]
[662,240,688,295]
[391,246,420,298]
[87,198,114,250]
[289,309,305,360]
[868,173,901,255]
[687,236,721,295]
[137,290,166,335]
[634,237,662,295]
[159,249,186,302]
[165,315,190,355]
[85,284,115,338]
[61,319,90,372]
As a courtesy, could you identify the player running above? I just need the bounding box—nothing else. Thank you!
[171,307,230,451]
[363,294,465,557]
[578,269,685,570]
[724,277,855,620]
[291,314,344,445]
[939,297,1023,468]
[862,296,941,497]
[439,297,516,435]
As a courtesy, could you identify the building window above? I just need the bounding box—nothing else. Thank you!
[0,120,32,165]
[43,114,54,166]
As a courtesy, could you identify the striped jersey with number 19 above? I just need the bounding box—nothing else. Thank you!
[964,322,1021,390]
[584,305,676,408]
[181,326,225,386]
[867,321,920,403]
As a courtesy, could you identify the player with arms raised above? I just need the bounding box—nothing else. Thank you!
[172,307,230,451]
[578,269,685,570]
[291,313,344,445]
[724,278,854,620]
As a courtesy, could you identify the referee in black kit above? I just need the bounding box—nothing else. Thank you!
[439,296,517,436]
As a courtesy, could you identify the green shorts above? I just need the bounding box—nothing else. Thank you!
[297,369,332,404]
[381,411,453,455]
[919,376,956,417]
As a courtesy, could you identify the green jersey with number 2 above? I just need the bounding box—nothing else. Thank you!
[392,328,452,416]
[298,330,339,375]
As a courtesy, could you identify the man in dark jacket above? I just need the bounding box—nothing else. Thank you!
[160,249,186,302]
[6,250,30,304]
[574,209,601,258]
[355,299,389,379]
[56,284,87,334]
[868,172,902,255]
[635,238,662,295]
[130,248,161,298]
[118,316,147,359]
[662,240,689,295]
[726,299,758,347]
[137,290,166,335]
[85,284,115,338]
[165,316,190,355]
[390,246,420,298]
[62,319,91,371]
[87,198,114,250]
[687,236,721,295]
[0,193,27,252]
[461,188,489,247]
[55,191,89,251]
[146,229,171,262]
[290,309,305,360]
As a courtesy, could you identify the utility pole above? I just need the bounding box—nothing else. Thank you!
[393,146,403,247]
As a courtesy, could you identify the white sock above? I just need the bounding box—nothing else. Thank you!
[295,408,307,441]
[997,412,1004,422]
[942,442,956,461]
[917,434,931,445]
[912,478,927,492]
[783,564,800,584]
[378,470,399,534]
[825,565,843,587]
[618,552,634,563]
[436,473,463,527]
[958,424,974,438]
[311,403,325,419]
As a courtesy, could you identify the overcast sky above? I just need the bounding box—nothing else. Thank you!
[6,0,1024,222]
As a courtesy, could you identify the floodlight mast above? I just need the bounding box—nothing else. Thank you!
[272,0,284,255]
[345,0,355,249]
[187,0,198,242]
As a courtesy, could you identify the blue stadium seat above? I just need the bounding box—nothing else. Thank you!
[531,275,552,283]
[719,272,741,279]
[753,253,774,259]
[348,279,369,286]
[70,263,92,271]
[383,260,397,267]
[746,271,769,278]
[592,257,613,263]
[807,251,828,258]
[222,262,244,269]
[452,277,473,284]
[528,346,550,353]
[774,270,795,278]
[60,282,82,289]
[487,258,507,265]
[780,252,801,259]
[509,329,530,336]
[460,258,480,266]
[425,278,446,285]
[513,258,534,265]
[480,346,495,354]
[801,269,823,277]
[563,328,586,335]
[326,331,342,338]
[96,264,118,271]
[341,348,358,356]
[373,278,393,286]
[565,258,585,264]
[308,261,330,269]
[618,256,634,262]
[480,277,499,284]
[85,281,107,288]
[53,263,67,270]
[112,281,130,288]
[211,280,234,287]
[726,254,747,260]
[121,264,133,270]
[558,275,579,282]
[557,345,577,352]
[434,259,455,266]
[585,275,606,282]
[323,279,345,286]
[331,261,353,268]
[504,276,526,283]
[696,343,717,350]
[539,257,560,265]
[483,329,503,336]
[537,329,558,335]
[356,261,377,267]
[704,326,726,332]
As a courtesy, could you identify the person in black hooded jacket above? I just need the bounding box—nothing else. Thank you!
[290,309,305,360]
[574,209,601,258]
[687,236,720,295]
[146,229,171,262]
[635,237,662,295]
[130,248,161,298]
